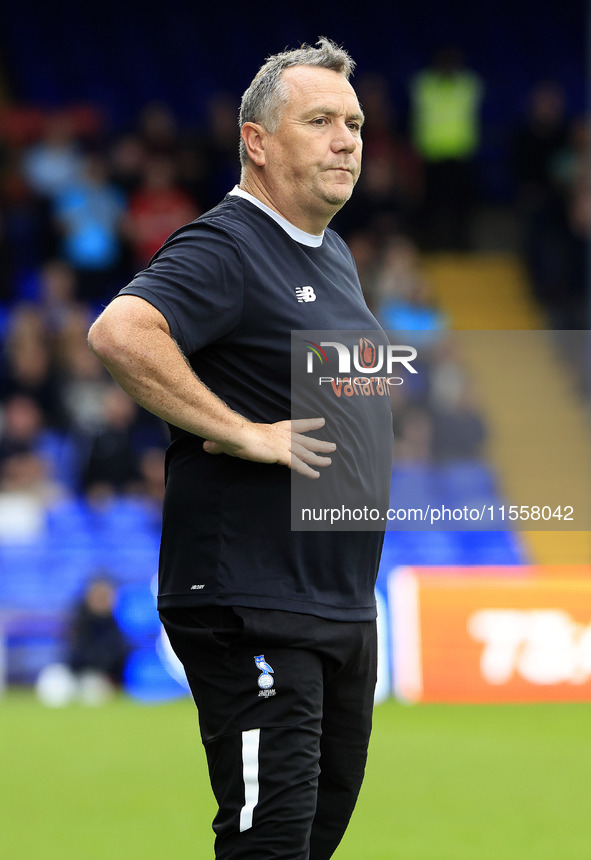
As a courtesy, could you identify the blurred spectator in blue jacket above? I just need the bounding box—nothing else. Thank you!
[53,153,126,303]
[22,112,84,202]
[373,236,447,333]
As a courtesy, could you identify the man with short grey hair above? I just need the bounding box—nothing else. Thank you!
[238,37,355,167]
[89,37,392,860]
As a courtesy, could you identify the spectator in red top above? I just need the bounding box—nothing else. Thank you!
[123,155,200,268]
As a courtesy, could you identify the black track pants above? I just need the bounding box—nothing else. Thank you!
[160,606,377,860]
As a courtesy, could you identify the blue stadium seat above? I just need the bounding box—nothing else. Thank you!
[114,580,161,645]
[457,530,527,565]
[45,498,91,536]
[389,463,442,512]
[436,460,498,502]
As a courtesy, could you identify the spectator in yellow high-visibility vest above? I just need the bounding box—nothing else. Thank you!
[410,46,484,251]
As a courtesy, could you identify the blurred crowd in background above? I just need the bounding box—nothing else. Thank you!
[0,46,588,512]
[0,19,588,694]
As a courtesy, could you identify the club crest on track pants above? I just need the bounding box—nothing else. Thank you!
[160,605,377,860]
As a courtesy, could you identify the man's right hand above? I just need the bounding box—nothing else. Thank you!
[203,417,336,479]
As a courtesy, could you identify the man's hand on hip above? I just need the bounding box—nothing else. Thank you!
[203,417,335,479]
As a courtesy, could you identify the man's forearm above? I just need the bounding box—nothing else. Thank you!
[88,295,250,445]
[88,295,335,478]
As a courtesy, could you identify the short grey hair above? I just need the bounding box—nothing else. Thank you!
[238,36,356,167]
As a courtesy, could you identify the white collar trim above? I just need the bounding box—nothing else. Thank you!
[229,186,324,247]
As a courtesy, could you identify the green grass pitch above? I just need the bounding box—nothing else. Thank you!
[2,692,590,859]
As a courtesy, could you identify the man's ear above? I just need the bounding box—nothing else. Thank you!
[241,123,267,167]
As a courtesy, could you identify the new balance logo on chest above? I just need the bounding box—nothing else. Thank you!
[295,286,316,303]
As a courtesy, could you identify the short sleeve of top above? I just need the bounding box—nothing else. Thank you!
[118,223,244,356]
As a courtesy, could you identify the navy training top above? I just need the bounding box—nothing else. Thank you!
[117,192,393,620]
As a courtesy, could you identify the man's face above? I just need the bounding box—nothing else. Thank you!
[262,66,363,231]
